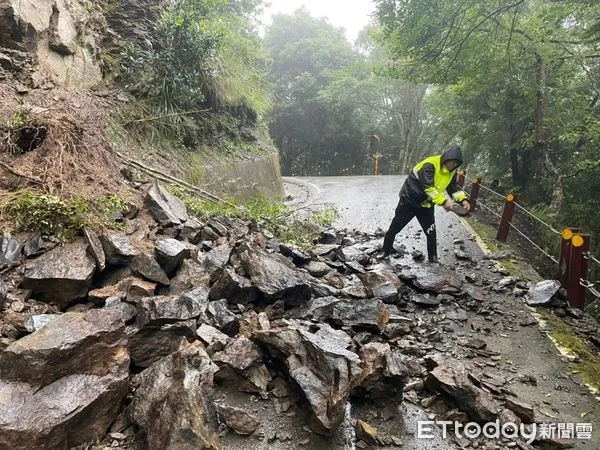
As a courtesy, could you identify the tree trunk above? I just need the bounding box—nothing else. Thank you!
[521,53,546,189]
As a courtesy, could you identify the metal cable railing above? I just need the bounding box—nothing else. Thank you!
[463,176,560,264]
[461,174,600,307]
[585,252,600,267]
[507,221,559,264]
[476,182,507,200]
[514,202,561,236]
[580,279,600,299]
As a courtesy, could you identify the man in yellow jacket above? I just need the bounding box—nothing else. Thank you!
[381,145,470,263]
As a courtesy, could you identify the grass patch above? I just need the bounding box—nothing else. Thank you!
[464,217,520,275]
[168,185,339,249]
[538,309,600,394]
[0,190,129,242]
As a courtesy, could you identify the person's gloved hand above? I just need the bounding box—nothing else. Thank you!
[443,200,455,212]
[461,200,471,211]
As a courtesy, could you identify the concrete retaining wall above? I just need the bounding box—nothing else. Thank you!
[199,153,285,201]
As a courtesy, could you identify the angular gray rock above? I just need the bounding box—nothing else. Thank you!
[128,320,196,368]
[304,260,332,277]
[411,293,440,307]
[215,404,260,435]
[238,243,311,308]
[131,253,170,285]
[253,325,362,435]
[126,278,157,301]
[361,269,403,301]
[207,299,240,336]
[104,297,137,323]
[0,279,6,306]
[0,235,23,270]
[136,286,210,328]
[83,227,106,271]
[0,310,129,450]
[168,259,211,295]
[128,342,219,450]
[144,182,189,227]
[425,365,499,423]
[356,342,408,402]
[155,238,188,276]
[279,243,312,265]
[24,314,57,332]
[213,337,272,394]
[505,397,535,424]
[198,243,232,273]
[292,296,389,332]
[336,244,364,262]
[196,323,230,355]
[21,243,96,307]
[397,265,463,296]
[100,233,139,265]
[209,268,258,305]
[179,217,204,244]
[526,280,561,306]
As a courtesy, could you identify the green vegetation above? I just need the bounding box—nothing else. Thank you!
[168,185,339,249]
[539,310,600,394]
[0,191,128,242]
[373,0,600,272]
[464,217,520,276]
[118,0,270,153]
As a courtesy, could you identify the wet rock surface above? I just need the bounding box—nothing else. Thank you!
[0,178,599,449]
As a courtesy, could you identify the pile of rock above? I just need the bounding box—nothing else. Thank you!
[0,182,555,449]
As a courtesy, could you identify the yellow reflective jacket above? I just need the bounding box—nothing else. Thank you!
[399,146,468,208]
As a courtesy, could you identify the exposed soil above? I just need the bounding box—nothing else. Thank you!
[0,82,127,199]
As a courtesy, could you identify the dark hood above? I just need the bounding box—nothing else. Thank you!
[441,145,463,166]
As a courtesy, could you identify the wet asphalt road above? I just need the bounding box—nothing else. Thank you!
[284,175,472,266]
[283,175,471,449]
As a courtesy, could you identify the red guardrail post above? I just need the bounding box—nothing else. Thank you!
[559,228,580,288]
[458,170,466,188]
[470,178,481,211]
[567,233,591,310]
[496,193,517,242]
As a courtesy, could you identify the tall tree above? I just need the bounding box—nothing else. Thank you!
[264,8,362,175]
[375,0,600,213]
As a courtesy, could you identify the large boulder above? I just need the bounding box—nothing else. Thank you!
[425,364,500,423]
[21,243,95,307]
[198,243,232,273]
[397,265,463,296]
[355,342,408,402]
[209,268,258,305]
[168,259,211,296]
[131,253,170,285]
[253,324,361,435]
[0,310,129,450]
[0,235,23,270]
[361,269,404,301]
[212,337,272,394]
[83,228,105,271]
[128,341,220,450]
[136,286,210,328]
[145,183,189,227]
[154,238,189,276]
[100,233,140,265]
[291,296,389,332]
[238,243,311,308]
[128,320,196,368]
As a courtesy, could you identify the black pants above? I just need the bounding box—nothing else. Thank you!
[382,201,437,259]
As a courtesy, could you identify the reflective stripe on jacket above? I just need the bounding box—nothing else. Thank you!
[399,147,468,209]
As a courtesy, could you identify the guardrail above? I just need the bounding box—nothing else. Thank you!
[457,170,599,310]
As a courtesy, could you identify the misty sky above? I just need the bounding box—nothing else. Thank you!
[261,0,376,41]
